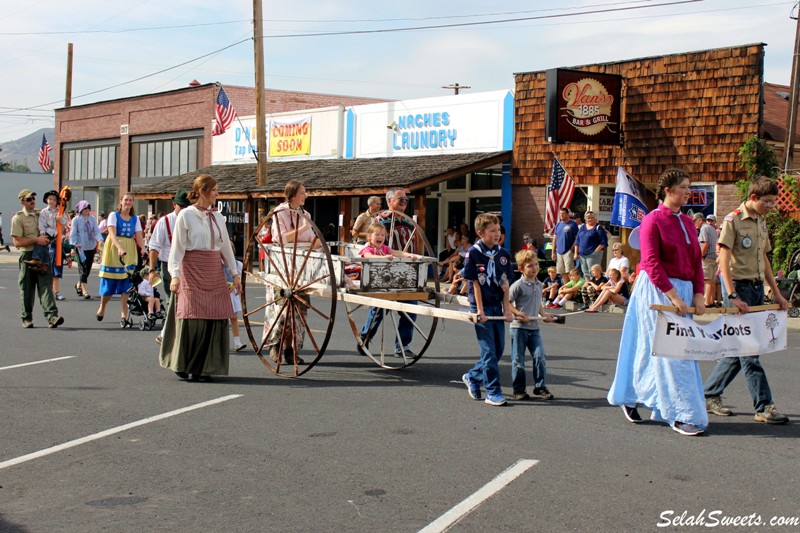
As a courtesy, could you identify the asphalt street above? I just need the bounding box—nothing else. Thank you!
[1,252,799,532]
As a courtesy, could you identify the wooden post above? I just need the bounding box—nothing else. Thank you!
[253,0,267,188]
[65,43,73,107]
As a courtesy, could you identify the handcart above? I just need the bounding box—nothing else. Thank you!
[241,208,494,377]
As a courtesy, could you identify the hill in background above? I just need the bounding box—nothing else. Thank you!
[0,128,55,171]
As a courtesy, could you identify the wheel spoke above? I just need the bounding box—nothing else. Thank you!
[259,296,290,356]
[294,271,334,294]
[263,243,291,289]
[401,310,429,342]
[301,296,330,321]
[295,302,320,354]
[243,294,285,318]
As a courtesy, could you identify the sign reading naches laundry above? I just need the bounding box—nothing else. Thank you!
[545,69,622,145]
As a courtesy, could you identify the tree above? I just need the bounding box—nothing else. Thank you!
[0,147,10,171]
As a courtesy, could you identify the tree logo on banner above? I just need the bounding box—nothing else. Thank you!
[766,313,779,344]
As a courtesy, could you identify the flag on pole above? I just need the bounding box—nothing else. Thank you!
[38,134,52,172]
[544,157,576,234]
[610,166,648,228]
[212,86,237,136]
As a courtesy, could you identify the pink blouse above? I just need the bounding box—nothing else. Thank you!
[360,244,392,257]
[271,203,315,244]
[639,203,704,295]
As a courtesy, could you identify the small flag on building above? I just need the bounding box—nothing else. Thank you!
[610,166,648,228]
[544,157,576,234]
[212,86,237,136]
[38,134,52,172]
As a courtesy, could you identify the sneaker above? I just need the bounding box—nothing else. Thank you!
[234,342,247,352]
[48,316,64,329]
[22,320,33,328]
[672,421,704,436]
[621,405,643,423]
[754,405,789,424]
[484,394,508,406]
[705,396,732,416]
[147,313,157,321]
[532,387,554,400]
[512,391,531,401]
[462,373,481,400]
[55,292,65,301]
[546,303,558,309]
[394,349,416,358]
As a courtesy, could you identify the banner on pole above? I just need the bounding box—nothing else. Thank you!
[653,311,787,360]
[610,166,648,228]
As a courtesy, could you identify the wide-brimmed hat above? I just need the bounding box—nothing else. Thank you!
[43,190,59,203]
[76,200,91,213]
[173,189,191,207]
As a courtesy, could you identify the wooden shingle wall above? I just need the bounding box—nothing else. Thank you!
[513,44,765,187]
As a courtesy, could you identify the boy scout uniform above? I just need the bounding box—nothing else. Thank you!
[718,202,769,283]
[11,190,60,327]
[703,200,785,422]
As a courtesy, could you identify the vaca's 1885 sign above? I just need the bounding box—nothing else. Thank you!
[545,69,622,145]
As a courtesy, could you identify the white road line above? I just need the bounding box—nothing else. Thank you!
[0,394,243,471]
[418,459,539,533]
[0,356,75,371]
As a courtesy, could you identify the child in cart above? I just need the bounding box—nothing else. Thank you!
[137,267,163,321]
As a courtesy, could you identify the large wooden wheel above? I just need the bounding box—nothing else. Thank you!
[344,209,440,369]
[242,206,337,377]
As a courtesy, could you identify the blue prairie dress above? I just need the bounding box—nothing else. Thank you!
[98,212,140,296]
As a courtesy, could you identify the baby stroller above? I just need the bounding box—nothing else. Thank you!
[123,269,166,330]
[774,249,800,318]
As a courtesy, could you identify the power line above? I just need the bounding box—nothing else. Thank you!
[0,38,250,115]
[259,0,703,39]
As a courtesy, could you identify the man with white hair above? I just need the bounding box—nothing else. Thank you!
[351,195,383,244]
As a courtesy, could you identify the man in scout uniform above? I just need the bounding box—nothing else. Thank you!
[703,176,789,424]
[10,189,64,328]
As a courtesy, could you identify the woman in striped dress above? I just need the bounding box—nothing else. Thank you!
[159,175,239,382]
[97,193,145,325]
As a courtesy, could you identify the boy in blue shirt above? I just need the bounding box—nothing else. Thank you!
[461,213,515,406]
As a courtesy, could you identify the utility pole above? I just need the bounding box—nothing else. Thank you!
[442,82,470,95]
[65,43,73,107]
[253,0,267,188]
[784,3,800,172]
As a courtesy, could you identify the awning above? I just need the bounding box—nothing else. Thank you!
[132,151,511,199]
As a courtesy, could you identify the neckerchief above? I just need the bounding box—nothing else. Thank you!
[473,240,499,286]
[196,205,222,244]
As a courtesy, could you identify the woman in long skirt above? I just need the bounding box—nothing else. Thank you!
[159,174,239,382]
[607,169,708,436]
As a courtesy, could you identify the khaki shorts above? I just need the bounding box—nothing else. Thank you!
[702,257,717,281]
[555,251,575,274]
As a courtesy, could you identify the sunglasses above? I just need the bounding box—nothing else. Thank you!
[23,197,36,202]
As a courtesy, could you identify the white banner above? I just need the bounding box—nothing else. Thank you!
[653,311,787,360]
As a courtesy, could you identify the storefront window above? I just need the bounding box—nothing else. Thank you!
[131,131,203,179]
[63,143,119,182]
[471,170,502,190]
[445,175,466,190]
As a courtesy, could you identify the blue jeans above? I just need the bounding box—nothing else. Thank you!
[578,250,604,279]
[703,280,773,412]
[359,303,417,352]
[466,303,505,397]
[510,328,547,392]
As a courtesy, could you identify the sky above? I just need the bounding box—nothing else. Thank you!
[0,0,797,143]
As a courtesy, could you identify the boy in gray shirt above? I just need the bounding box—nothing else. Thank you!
[508,249,556,400]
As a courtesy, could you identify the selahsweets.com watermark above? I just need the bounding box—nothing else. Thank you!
[658,509,800,528]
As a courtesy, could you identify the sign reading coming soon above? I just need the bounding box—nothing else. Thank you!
[269,117,311,157]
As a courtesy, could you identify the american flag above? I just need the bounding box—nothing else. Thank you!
[38,134,52,172]
[544,157,576,234]
[212,86,237,136]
